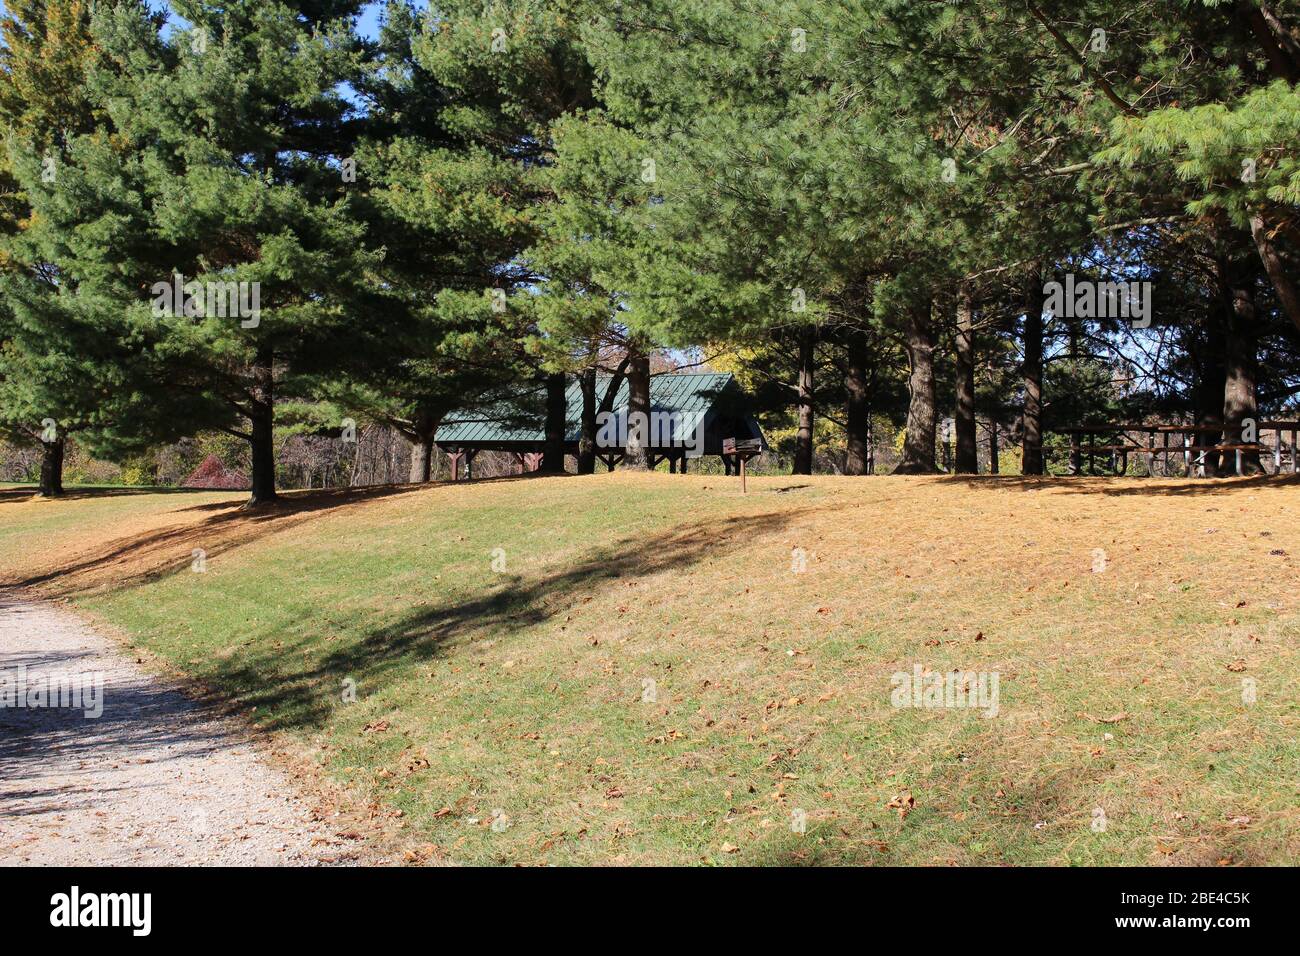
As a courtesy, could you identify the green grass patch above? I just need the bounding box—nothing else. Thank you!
[6,474,1298,864]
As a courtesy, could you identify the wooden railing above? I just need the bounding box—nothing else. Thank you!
[1047,422,1300,477]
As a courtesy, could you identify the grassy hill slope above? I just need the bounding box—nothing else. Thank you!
[3,474,1297,865]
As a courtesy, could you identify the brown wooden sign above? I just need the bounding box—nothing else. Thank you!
[723,437,762,456]
[723,437,762,493]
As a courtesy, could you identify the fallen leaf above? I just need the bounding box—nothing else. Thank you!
[887,790,916,820]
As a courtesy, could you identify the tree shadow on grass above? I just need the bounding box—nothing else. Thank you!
[191,506,809,734]
[0,485,207,505]
[0,618,248,822]
[8,483,438,596]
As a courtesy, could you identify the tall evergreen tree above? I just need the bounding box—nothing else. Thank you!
[44,0,416,505]
[0,0,177,495]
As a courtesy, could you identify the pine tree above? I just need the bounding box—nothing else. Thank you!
[0,0,171,496]
[346,1,542,480]
[45,0,418,505]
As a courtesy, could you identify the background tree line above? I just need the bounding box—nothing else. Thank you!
[2,0,1298,503]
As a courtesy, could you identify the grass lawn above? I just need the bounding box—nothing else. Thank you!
[3,473,1297,865]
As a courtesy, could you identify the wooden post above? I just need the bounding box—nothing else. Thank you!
[1293,429,1298,474]
[1183,434,1191,477]
[1274,429,1282,474]
[724,437,761,492]
[449,451,463,481]
[868,415,876,474]
[1069,434,1081,476]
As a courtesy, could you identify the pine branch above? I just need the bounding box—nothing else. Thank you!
[1025,1,1139,117]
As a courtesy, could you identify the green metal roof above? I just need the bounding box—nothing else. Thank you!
[436,372,736,446]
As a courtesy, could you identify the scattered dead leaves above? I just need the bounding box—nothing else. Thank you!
[887,790,916,821]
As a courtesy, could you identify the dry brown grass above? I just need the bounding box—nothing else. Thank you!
[5,473,1298,865]
[0,483,431,595]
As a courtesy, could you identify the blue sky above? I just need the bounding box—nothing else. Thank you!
[0,1,394,42]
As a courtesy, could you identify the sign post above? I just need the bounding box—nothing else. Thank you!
[723,437,763,493]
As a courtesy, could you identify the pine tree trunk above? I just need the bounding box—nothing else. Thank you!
[407,432,431,482]
[1223,268,1262,474]
[1237,3,1300,82]
[1249,213,1300,335]
[988,422,999,474]
[578,367,597,474]
[38,435,65,497]
[581,356,631,473]
[954,284,978,474]
[247,351,277,506]
[894,300,939,474]
[844,328,871,476]
[542,372,566,473]
[624,350,651,470]
[406,408,440,483]
[1198,261,1233,476]
[407,437,433,483]
[793,327,816,475]
[1021,275,1045,476]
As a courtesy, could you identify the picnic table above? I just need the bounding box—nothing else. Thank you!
[1047,422,1300,477]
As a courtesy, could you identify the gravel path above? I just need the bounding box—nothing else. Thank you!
[0,593,343,865]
